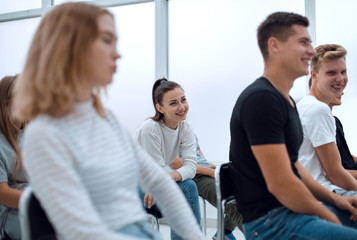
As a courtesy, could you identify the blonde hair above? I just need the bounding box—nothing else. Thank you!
[13,2,112,120]
[311,44,347,72]
[0,75,26,185]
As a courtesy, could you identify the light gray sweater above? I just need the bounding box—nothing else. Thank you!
[134,118,197,181]
[23,101,204,240]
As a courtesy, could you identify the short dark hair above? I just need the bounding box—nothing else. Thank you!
[257,12,309,60]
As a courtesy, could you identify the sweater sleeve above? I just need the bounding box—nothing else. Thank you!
[131,135,205,240]
[23,121,142,240]
[176,122,197,180]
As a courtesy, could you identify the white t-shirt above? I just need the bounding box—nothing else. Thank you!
[297,95,340,192]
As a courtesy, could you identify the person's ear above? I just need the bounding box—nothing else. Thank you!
[311,70,317,81]
[268,37,279,55]
[155,103,164,114]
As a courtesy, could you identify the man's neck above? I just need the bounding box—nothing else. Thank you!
[263,68,295,98]
[309,88,331,105]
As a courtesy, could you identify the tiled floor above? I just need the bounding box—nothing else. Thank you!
[158,223,246,240]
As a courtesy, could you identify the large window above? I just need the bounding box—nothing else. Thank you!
[54,0,89,4]
[0,0,41,14]
[169,0,305,163]
[102,3,155,134]
[1,0,356,160]
[0,17,40,77]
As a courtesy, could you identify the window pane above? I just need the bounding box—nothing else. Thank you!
[169,0,305,163]
[0,0,41,14]
[0,17,40,77]
[316,0,357,153]
[54,0,89,5]
[102,3,155,134]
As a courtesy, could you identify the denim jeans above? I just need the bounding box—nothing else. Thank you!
[140,179,201,240]
[243,205,357,240]
[1,209,21,240]
[171,179,201,240]
[334,188,357,197]
[117,221,162,239]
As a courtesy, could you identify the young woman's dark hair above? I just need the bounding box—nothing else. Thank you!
[151,78,182,121]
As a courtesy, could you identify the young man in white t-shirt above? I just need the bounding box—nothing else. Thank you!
[297,44,357,196]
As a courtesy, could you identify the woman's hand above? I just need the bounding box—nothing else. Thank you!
[143,193,155,209]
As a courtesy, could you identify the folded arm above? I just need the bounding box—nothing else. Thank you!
[316,142,357,191]
[171,154,215,178]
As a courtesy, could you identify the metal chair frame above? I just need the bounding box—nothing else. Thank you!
[215,163,236,240]
[146,196,207,236]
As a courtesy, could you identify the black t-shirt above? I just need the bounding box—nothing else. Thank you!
[229,77,303,223]
[335,116,357,170]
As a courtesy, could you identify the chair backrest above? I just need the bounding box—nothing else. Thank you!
[215,162,235,205]
[215,162,236,240]
[19,187,56,240]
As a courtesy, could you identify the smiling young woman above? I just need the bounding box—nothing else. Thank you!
[134,78,201,240]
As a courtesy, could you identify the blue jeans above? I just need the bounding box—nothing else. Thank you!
[117,221,162,239]
[243,205,357,240]
[334,188,357,197]
[1,209,21,240]
[140,179,201,240]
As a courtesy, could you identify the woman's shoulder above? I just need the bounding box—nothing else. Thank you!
[0,133,12,155]
[25,115,67,142]
[138,118,161,131]
[178,120,193,130]
[178,120,195,136]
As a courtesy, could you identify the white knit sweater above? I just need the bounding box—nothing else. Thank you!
[23,101,205,240]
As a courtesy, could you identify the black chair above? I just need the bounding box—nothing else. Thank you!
[145,197,207,235]
[19,187,56,240]
[146,207,162,231]
[215,162,236,240]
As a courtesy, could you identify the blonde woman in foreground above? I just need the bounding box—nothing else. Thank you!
[12,3,205,240]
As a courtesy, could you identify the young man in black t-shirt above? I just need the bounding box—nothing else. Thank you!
[229,11,357,239]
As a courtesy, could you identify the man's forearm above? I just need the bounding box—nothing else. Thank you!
[328,168,357,191]
[347,169,357,180]
[316,143,357,191]
[296,161,339,204]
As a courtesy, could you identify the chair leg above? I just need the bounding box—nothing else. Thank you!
[147,214,160,231]
[217,202,225,240]
[199,196,207,236]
